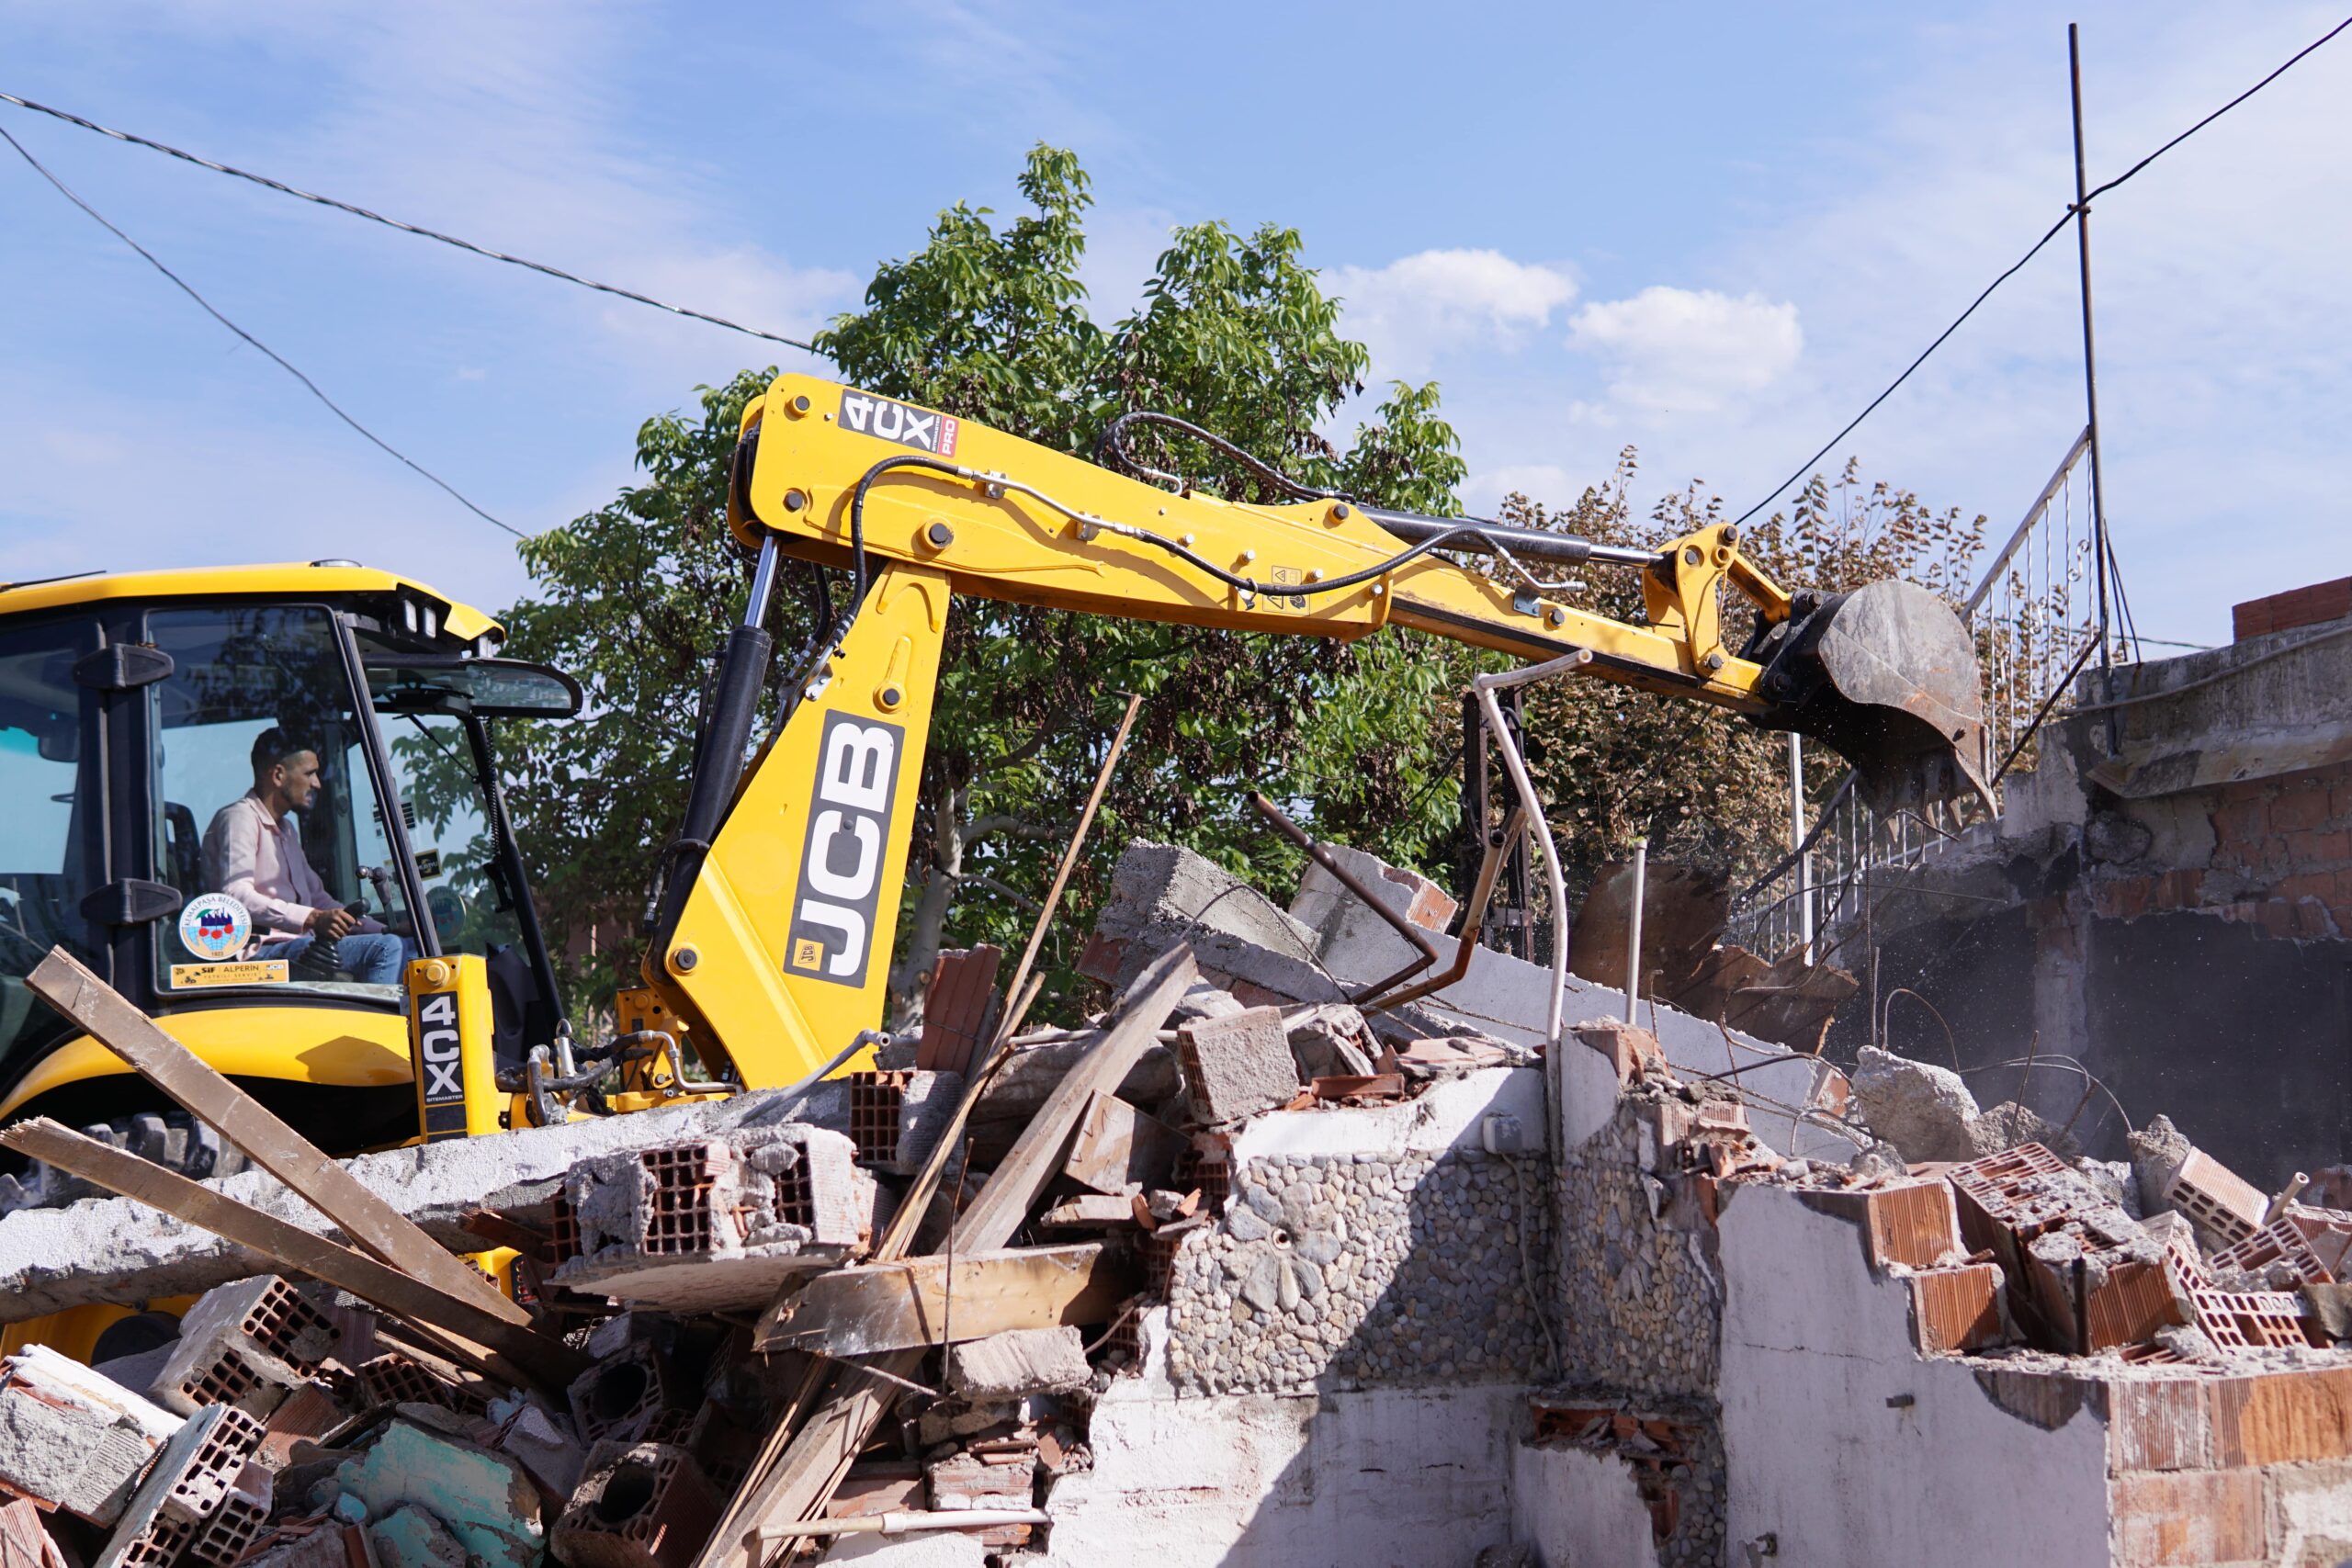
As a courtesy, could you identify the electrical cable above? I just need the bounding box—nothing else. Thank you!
[0,122,522,537]
[0,89,823,355]
[1734,12,2352,530]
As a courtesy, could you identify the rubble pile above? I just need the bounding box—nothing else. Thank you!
[5,831,2352,1568]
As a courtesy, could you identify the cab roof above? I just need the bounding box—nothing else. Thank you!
[0,562,503,645]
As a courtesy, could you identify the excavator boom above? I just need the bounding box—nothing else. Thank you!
[638,374,1991,1088]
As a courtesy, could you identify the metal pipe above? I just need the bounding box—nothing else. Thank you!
[1470,649,1591,1047]
[2069,23,2117,755]
[1623,837,1647,1025]
[764,1509,1051,1540]
[1790,733,1814,965]
[1249,792,1438,1005]
[1369,805,1529,1013]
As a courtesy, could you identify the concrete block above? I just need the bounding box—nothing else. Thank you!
[550,1127,874,1312]
[946,1329,1092,1402]
[330,1419,544,1568]
[0,1082,843,1325]
[849,1071,963,1177]
[1289,840,1458,955]
[187,1461,273,1567]
[550,1442,721,1568]
[1850,1047,1981,1163]
[155,1274,335,1417]
[96,1404,265,1568]
[0,1344,185,1525]
[568,1345,688,1450]
[1175,1008,1299,1124]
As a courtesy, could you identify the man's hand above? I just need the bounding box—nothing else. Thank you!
[306,906,357,942]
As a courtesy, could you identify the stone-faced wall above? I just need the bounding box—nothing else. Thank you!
[1163,1148,1551,1397]
[1548,1091,1729,1568]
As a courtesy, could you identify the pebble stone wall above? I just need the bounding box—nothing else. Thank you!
[1551,1093,1729,1568]
[1162,1148,1553,1396]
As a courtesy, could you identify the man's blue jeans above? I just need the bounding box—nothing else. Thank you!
[256,932,412,986]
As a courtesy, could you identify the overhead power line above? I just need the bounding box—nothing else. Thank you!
[1,123,523,537]
[1732,12,2352,529]
[0,89,823,355]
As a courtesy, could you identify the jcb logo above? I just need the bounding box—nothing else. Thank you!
[413,988,468,1141]
[841,389,959,457]
[786,712,905,988]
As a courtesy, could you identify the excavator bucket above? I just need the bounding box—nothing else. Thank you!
[1747,579,1994,817]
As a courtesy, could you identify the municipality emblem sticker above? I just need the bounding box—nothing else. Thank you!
[179,892,250,962]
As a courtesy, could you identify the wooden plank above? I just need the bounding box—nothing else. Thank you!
[753,1244,1134,1357]
[699,943,1197,1568]
[1061,1090,1182,1196]
[27,948,527,1325]
[0,1119,588,1392]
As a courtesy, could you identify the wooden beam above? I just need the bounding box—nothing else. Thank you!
[699,943,1197,1568]
[27,948,527,1325]
[1036,1194,1143,1231]
[754,1244,1134,1358]
[0,1119,587,1391]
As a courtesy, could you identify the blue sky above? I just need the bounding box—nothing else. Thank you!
[4,3,2346,648]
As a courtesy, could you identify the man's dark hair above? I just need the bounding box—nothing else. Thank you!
[249,728,315,781]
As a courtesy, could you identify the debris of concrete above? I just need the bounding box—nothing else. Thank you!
[153,1275,335,1418]
[1283,1002,1376,1079]
[550,1128,874,1311]
[1850,1046,1981,1163]
[944,1329,1091,1402]
[1173,1007,1299,1124]
[0,1343,185,1525]
[367,1503,468,1568]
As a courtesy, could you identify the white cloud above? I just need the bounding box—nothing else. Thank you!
[1329,249,1577,378]
[1566,287,1803,415]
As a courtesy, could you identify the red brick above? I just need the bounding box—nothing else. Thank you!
[2260,900,2297,939]
[1910,1264,2004,1354]
[2332,781,2352,820]
[2214,798,2268,845]
[2215,1367,2352,1467]
[1804,1182,1962,1270]
[2312,830,2352,863]
[2106,1380,2217,1474]
[2233,577,2352,641]
[2109,1468,2269,1564]
[2098,880,2155,920]
[2275,871,2338,905]
[2273,787,2334,834]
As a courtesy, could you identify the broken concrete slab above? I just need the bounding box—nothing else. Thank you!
[0,1343,185,1525]
[1175,1008,1299,1124]
[1851,1047,1982,1164]
[1081,840,1341,1007]
[944,1328,1091,1403]
[1290,840,1458,954]
[549,1128,874,1313]
[0,1085,841,1325]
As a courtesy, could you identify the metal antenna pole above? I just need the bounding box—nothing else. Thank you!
[2069,22,2119,755]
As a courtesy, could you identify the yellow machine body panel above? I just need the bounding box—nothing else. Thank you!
[659,564,948,1088]
[0,564,503,645]
[0,1006,413,1122]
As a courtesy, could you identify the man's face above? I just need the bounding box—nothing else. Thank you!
[273,751,324,811]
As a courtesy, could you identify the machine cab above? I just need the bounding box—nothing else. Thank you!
[0,564,576,1155]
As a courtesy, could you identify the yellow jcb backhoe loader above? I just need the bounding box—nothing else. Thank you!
[0,376,1990,1357]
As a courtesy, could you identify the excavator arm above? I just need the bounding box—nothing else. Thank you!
[637,373,1990,1090]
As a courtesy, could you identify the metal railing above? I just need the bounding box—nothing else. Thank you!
[1727,429,2103,964]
